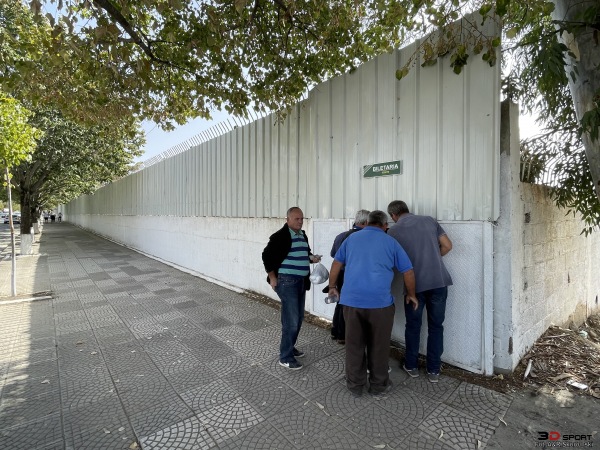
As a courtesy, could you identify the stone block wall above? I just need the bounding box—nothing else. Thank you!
[515,183,600,360]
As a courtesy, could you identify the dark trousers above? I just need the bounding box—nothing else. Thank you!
[275,274,306,363]
[344,304,395,393]
[330,271,346,340]
[331,303,345,340]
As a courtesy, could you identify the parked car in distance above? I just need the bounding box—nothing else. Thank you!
[3,214,21,224]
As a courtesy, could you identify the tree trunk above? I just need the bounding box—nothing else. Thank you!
[19,184,34,235]
[553,0,600,202]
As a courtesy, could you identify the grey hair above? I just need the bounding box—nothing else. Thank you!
[286,206,301,217]
[387,200,409,216]
[354,209,370,225]
[367,210,389,227]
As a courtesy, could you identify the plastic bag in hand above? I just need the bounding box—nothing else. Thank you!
[309,262,329,284]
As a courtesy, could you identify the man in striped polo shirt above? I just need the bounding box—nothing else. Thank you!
[262,207,321,370]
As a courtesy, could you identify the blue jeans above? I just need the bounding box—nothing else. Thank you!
[404,286,448,373]
[275,274,306,363]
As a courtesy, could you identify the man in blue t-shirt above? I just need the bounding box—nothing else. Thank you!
[387,200,453,384]
[328,210,417,397]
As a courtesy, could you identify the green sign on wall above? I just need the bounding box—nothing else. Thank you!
[363,160,403,178]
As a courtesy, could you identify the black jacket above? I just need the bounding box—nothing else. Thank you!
[262,223,313,291]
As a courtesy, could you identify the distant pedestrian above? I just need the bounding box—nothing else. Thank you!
[44,212,49,223]
[58,212,62,222]
[50,214,55,223]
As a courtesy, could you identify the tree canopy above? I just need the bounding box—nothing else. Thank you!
[1,0,598,232]
[0,95,41,168]
[6,108,142,232]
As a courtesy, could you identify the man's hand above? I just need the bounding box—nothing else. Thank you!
[310,254,322,263]
[268,272,277,290]
[405,294,418,310]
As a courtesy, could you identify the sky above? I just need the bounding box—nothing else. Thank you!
[137,110,232,163]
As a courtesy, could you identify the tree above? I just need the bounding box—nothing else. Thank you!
[8,109,143,234]
[501,0,600,234]
[0,94,42,295]
[3,1,599,232]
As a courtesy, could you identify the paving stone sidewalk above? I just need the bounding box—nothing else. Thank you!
[0,224,513,449]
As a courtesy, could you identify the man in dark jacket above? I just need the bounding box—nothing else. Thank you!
[262,207,321,370]
[325,209,370,342]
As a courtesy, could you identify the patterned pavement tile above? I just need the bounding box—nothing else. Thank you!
[153,310,187,323]
[186,340,236,363]
[419,403,496,450]
[444,382,512,426]
[199,316,234,331]
[223,365,284,395]
[228,340,278,364]
[0,412,62,450]
[9,346,57,365]
[217,420,297,450]
[399,430,457,450]
[1,373,60,400]
[375,383,440,425]
[270,401,371,449]
[165,365,217,393]
[60,377,118,409]
[59,362,110,382]
[196,396,264,433]
[139,416,217,450]
[130,398,194,439]
[240,383,306,420]
[62,396,127,437]
[180,379,240,413]
[236,316,274,332]
[0,390,61,426]
[7,359,59,381]
[312,350,346,379]
[65,423,138,450]
[308,381,375,420]
[341,403,414,446]
[143,338,189,357]
[154,353,203,376]
[206,354,251,377]
[267,358,339,397]
[210,324,249,342]
[403,371,462,402]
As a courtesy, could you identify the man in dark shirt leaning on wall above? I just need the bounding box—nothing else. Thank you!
[262,207,321,371]
[387,200,453,383]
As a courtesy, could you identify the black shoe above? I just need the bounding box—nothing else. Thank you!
[279,360,303,370]
[369,380,394,397]
[348,386,363,398]
[293,348,305,358]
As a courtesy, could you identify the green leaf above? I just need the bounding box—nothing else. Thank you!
[505,28,518,39]
[395,67,409,80]
[234,0,248,15]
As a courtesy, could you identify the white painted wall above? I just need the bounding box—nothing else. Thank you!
[493,101,600,372]
[67,212,494,374]
[515,184,600,360]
